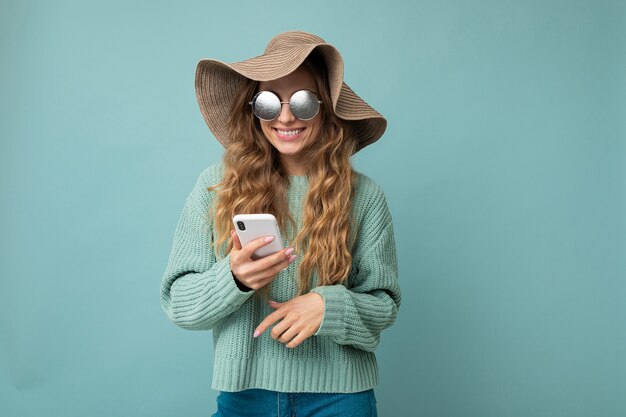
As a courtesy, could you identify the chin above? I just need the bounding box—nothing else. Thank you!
[275,144,303,155]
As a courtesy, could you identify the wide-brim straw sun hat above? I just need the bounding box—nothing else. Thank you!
[195,30,387,153]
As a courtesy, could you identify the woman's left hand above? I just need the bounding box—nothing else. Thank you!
[254,293,324,348]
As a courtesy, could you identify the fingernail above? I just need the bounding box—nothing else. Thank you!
[253,329,261,338]
[285,248,294,256]
[264,236,275,243]
[289,255,296,262]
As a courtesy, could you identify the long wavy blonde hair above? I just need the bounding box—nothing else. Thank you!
[208,50,358,297]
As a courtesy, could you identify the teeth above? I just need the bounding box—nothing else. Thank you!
[276,129,303,136]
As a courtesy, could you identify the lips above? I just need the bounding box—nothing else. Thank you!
[273,127,306,141]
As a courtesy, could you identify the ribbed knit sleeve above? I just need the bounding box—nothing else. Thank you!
[160,167,255,330]
[310,181,401,352]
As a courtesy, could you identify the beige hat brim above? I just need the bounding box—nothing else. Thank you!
[195,41,386,152]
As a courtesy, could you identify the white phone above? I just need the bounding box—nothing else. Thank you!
[232,214,284,260]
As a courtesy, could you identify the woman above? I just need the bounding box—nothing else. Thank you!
[160,31,401,417]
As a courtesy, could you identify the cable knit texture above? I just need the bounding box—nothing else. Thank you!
[160,162,401,393]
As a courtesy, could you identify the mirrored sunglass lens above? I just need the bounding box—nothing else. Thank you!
[253,91,280,120]
[290,90,319,120]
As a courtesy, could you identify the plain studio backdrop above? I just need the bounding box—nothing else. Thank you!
[1,0,624,416]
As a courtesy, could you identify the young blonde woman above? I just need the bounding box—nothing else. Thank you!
[160,30,401,417]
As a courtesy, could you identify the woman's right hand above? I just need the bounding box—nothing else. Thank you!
[229,230,297,290]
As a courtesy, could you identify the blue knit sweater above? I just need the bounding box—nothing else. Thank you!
[160,163,401,393]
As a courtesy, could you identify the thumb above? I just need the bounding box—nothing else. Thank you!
[231,230,242,250]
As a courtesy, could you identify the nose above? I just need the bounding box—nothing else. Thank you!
[277,102,296,124]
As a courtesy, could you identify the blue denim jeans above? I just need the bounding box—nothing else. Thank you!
[211,388,378,417]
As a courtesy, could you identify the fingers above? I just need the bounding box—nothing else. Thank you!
[265,317,313,348]
[254,308,286,337]
[249,251,295,276]
[271,316,297,342]
[285,330,311,348]
[253,294,324,348]
[232,251,295,290]
[240,235,278,259]
[275,322,299,344]
[229,228,297,290]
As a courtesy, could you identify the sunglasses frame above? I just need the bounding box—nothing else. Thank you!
[249,89,323,121]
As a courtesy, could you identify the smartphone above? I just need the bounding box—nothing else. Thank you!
[232,214,284,260]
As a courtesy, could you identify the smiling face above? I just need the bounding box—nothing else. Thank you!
[257,64,322,176]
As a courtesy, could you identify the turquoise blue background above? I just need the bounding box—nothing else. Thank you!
[1,0,624,415]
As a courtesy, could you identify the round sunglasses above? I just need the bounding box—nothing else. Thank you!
[249,90,322,121]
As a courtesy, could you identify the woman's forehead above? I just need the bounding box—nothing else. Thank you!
[258,66,318,95]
